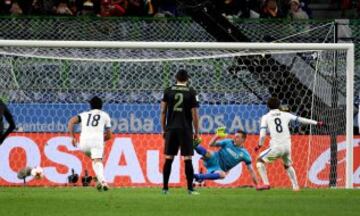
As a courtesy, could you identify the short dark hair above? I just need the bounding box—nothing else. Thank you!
[236,129,247,139]
[89,96,103,110]
[267,97,280,110]
[175,69,189,82]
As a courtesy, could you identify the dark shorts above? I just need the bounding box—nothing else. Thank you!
[164,129,193,156]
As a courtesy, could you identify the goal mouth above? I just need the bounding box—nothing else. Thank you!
[0,41,354,189]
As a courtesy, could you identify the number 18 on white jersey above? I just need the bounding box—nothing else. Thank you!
[78,109,111,144]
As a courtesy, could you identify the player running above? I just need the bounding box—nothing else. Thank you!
[255,97,323,191]
[68,96,112,191]
[193,127,258,187]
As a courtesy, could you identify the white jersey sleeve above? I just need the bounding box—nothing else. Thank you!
[295,116,318,125]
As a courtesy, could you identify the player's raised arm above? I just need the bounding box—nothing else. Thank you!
[296,116,320,125]
[209,134,221,147]
[67,115,80,147]
[288,113,323,126]
[209,127,228,147]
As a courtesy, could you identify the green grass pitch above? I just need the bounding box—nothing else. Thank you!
[1,187,360,216]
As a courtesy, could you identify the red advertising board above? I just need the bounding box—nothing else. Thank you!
[0,133,359,188]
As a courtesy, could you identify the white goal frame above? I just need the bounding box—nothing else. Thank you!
[0,40,354,188]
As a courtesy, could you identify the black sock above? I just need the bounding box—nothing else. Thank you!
[163,158,173,190]
[184,159,194,191]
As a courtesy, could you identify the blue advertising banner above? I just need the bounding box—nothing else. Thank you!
[8,103,267,134]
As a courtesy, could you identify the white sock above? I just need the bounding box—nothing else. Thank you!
[286,166,299,189]
[92,160,106,183]
[256,162,269,185]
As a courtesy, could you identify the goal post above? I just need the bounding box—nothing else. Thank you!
[0,40,354,188]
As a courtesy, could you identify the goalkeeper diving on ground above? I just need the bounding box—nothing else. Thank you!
[193,127,259,187]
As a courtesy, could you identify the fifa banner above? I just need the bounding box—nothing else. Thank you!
[0,134,359,187]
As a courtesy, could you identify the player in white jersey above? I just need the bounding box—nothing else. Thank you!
[67,96,112,191]
[255,97,323,191]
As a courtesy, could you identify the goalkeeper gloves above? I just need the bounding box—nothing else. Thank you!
[193,137,202,148]
[215,126,228,138]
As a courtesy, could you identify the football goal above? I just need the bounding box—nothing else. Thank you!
[0,40,354,188]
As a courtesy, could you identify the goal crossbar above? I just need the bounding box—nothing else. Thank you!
[0,40,354,51]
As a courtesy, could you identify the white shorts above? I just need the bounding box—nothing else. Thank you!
[79,139,104,159]
[258,145,292,166]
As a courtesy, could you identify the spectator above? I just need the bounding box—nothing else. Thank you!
[217,0,252,18]
[16,0,33,15]
[68,0,77,15]
[55,0,73,16]
[299,0,312,18]
[42,0,58,15]
[287,0,308,20]
[144,0,157,16]
[99,0,127,17]
[99,0,111,16]
[30,0,46,15]
[78,0,97,15]
[0,0,13,14]
[260,0,285,18]
[9,1,23,15]
[111,0,127,16]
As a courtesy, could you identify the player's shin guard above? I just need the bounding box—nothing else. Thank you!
[184,159,194,191]
[286,166,299,190]
[163,158,174,190]
[92,160,105,183]
[194,145,207,157]
[256,162,269,185]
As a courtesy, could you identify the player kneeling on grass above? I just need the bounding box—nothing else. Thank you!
[255,97,324,191]
[193,127,258,187]
[68,96,112,191]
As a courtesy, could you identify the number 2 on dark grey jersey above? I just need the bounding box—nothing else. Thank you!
[174,93,183,112]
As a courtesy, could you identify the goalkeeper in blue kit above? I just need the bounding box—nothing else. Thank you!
[193,127,258,186]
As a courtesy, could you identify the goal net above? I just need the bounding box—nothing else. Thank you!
[0,41,354,188]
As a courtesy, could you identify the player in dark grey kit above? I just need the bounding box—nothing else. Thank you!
[0,99,16,145]
[160,69,200,195]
